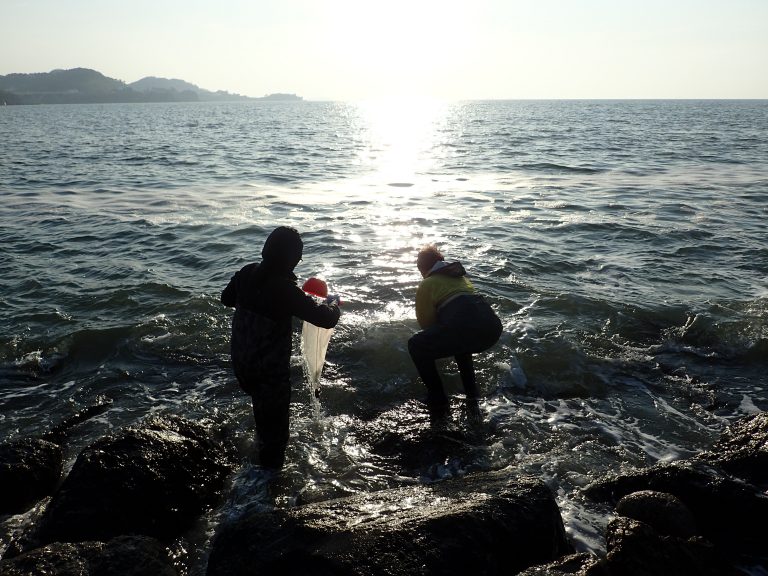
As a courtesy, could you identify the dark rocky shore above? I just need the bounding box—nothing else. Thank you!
[1,406,766,575]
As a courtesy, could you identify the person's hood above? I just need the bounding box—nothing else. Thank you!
[427,260,466,278]
[261,226,303,274]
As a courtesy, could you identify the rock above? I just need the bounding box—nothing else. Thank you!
[615,490,698,538]
[0,438,63,514]
[0,497,49,559]
[37,414,235,544]
[0,535,177,575]
[84,535,178,576]
[352,400,485,476]
[696,412,768,486]
[584,459,768,556]
[41,396,113,446]
[206,471,571,576]
[601,517,723,576]
[582,415,768,573]
[516,552,604,575]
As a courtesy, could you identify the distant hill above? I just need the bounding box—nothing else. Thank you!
[0,68,127,104]
[0,68,303,105]
[129,76,201,93]
[128,76,253,102]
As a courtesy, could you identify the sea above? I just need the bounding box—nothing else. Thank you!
[1,99,766,573]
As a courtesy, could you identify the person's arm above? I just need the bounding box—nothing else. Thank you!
[221,271,239,307]
[289,285,340,328]
[415,281,436,329]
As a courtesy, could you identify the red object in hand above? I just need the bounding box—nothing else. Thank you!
[302,277,328,298]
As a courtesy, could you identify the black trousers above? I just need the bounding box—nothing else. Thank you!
[408,295,502,406]
[235,366,291,469]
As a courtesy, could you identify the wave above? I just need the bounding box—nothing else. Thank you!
[659,299,768,363]
[517,162,606,175]
[525,292,767,360]
[553,220,661,242]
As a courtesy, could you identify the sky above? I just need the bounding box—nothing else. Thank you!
[2,0,767,101]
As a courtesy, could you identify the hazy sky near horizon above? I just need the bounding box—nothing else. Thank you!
[3,0,767,100]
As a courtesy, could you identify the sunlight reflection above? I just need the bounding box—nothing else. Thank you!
[356,98,449,183]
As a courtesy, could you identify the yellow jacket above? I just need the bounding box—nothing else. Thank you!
[415,261,475,328]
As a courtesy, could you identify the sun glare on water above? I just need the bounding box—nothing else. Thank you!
[319,0,474,258]
[356,98,449,183]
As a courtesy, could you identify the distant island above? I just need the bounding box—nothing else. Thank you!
[0,68,303,105]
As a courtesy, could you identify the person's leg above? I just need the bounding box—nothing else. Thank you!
[408,320,469,409]
[408,331,449,409]
[436,296,503,399]
[454,353,478,398]
[251,380,291,469]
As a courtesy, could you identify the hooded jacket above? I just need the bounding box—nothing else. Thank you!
[221,227,339,390]
[415,261,476,329]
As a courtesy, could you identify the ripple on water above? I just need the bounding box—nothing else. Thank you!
[1,101,767,569]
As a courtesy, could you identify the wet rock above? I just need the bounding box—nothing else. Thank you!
[582,414,768,573]
[516,552,604,575]
[696,412,768,486]
[37,414,235,544]
[600,517,723,576]
[207,471,570,576]
[41,396,113,446]
[615,490,698,538]
[584,459,768,556]
[519,518,726,576]
[353,399,485,476]
[0,535,177,575]
[0,497,49,559]
[0,438,63,514]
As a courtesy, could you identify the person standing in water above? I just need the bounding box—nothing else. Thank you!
[408,244,503,412]
[221,226,340,469]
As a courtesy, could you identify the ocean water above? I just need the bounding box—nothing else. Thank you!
[1,100,767,571]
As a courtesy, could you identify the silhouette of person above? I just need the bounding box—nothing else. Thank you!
[221,226,340,468]
[408,244,502,412]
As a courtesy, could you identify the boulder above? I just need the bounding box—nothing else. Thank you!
[516,552,604,575]
[0,535,177,576]
[696,412,768,486]
[518,517,726,576]
[37,414,234,544]
[0,437,63,514]
[206,471,570,576]
[600,517,722,576]
[615,490,698,538]
[41,396,113,446]
[352,400,485,476]
[584,459,768,556]
[0,496,49,560]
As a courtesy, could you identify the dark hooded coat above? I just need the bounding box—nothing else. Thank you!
[221,227,339,392]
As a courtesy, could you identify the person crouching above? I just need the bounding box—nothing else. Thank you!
[408,244,502,412]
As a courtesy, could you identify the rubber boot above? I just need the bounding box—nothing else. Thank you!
[456,354,478,399]
[425,382,449,413]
